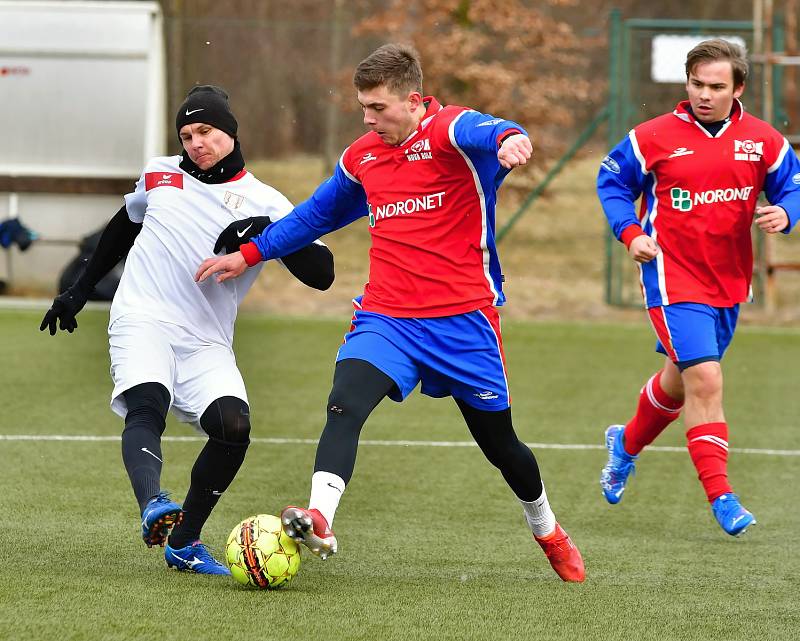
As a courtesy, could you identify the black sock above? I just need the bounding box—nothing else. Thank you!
[120,383,170,513]
[168,397,250,549]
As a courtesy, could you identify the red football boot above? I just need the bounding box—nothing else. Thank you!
[281,506,338,560]
[534,522,585,582]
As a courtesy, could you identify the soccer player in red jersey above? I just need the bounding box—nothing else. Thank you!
[597,39,800,536]
[197,44,585,581]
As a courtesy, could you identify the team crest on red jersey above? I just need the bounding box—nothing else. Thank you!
[406,138,432,162]
[145,172,184,190]
[734,139,764,162]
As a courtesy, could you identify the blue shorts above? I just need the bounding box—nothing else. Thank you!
[648,302,739,371]
[336,299,510,410]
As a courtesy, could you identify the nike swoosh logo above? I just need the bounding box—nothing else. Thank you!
[185,108,204,115]
[731,515,745,527]
[236,222,254,238]
[141,447,163,463]
[326,482,343,494]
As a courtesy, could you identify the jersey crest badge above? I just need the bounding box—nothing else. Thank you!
[223,191,245,209]
[734,139,763,162]
[145,172,184,190]
[405,138,432,162]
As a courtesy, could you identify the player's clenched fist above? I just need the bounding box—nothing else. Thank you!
[628,235,660,263]
[497,134,533,169]
[195,252,249,283]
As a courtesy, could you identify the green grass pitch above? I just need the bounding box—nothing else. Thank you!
[1,307,798,641]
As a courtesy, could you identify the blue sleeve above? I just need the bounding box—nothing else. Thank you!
[452,111,528,153]
[597,134,648,240]
[251,162,368,260]
[764,141,800,233]
[451,111,528,186]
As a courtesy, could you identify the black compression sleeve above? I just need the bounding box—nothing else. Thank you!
[280,243,335,291]
[74,205,142,292]
[313,358,397,483]
[455,399,543,501]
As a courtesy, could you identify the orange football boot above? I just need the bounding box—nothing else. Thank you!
[534,522,585,582]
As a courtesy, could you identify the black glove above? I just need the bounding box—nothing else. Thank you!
[39,283,90,335]
[214,216,272,254]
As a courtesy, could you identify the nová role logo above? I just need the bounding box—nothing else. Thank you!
[405,138,432,162]
[734,139,764,161]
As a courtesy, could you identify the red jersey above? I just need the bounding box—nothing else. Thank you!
[598,99,800,307]
[248,97,524,317]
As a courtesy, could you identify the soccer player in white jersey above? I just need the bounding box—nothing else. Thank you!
[40,85,334,575]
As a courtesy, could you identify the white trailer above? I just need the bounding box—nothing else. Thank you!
[0,0,165,292]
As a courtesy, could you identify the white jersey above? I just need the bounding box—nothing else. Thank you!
[111,155,292,346]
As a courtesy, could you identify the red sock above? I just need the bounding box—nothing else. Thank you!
[623,370,683,455]
[686,422,732,502]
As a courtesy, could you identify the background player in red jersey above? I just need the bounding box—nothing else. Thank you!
[197,44,585,581]
[597,40,800,536]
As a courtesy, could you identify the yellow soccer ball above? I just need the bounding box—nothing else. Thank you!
[225,514,301,589]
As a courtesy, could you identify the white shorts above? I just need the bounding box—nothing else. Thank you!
[109,314,248,426]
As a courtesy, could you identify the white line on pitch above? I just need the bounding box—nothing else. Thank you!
[0,434,798,456]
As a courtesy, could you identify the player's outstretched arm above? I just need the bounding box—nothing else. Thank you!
[279,244,335,290]
[497,134,533,169]
[40,205,141,335]
[214,216,335,290]
[195,252,248,284]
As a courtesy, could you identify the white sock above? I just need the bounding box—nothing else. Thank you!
[308,471,346,527]
[519,484,557,538]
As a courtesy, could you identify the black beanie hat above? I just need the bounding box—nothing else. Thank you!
[175,85,238,138]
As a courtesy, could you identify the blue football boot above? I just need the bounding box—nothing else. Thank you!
[165,542,231,575]
[600,424,638,504]
[141,492,183,547]
[711,493,756,537]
